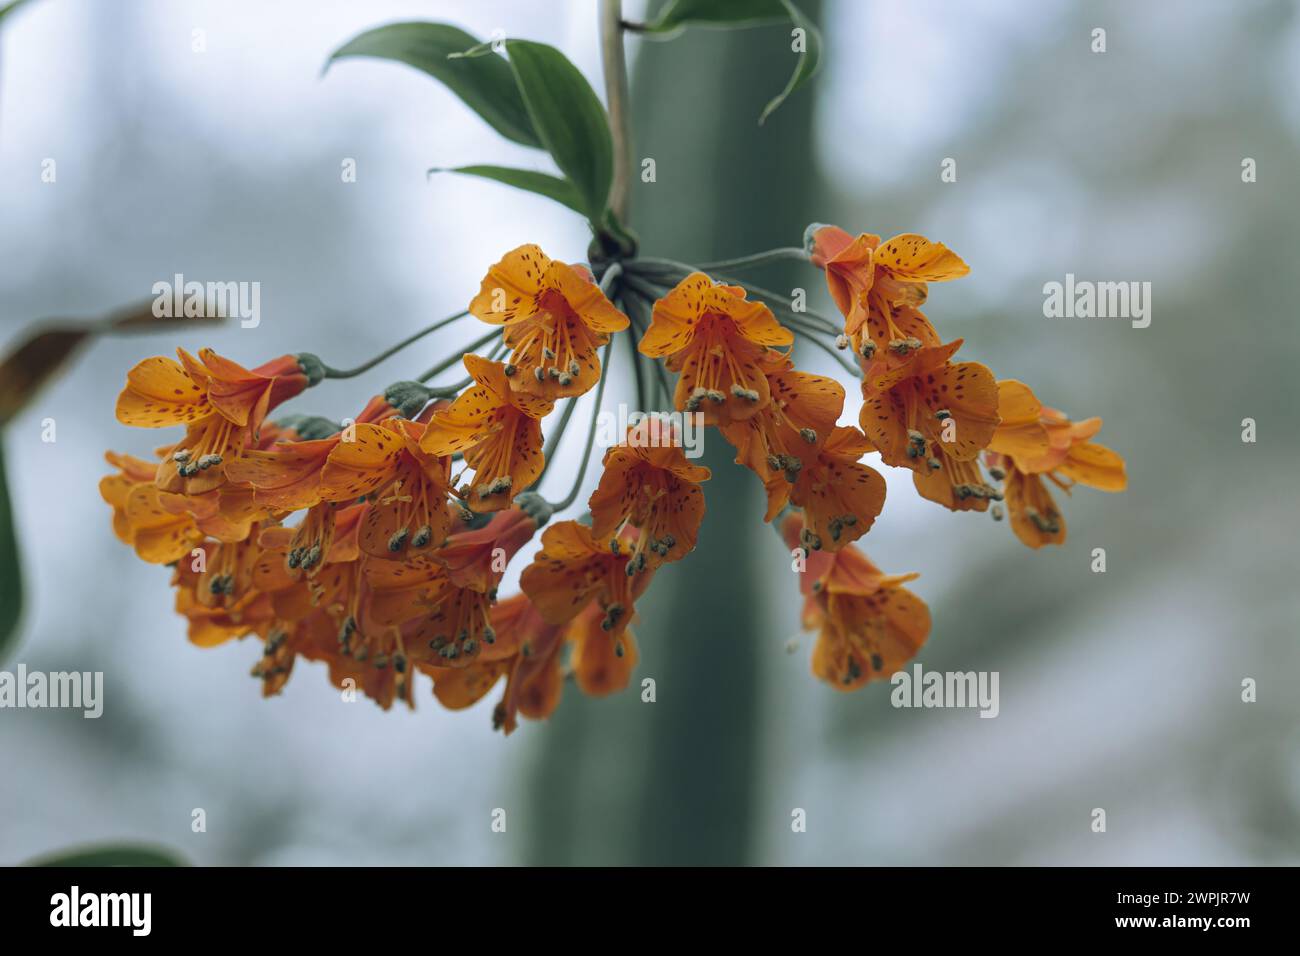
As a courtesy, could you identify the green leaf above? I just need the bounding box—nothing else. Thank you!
[642,0,821,123]
[0,0,35,27]
[505,40,613,224]
[26,844,187,867]
[0,439,21,663]
[430,165,585,215]
[759,1,822,124]
[326,22,541,148]
[645,0,789,35]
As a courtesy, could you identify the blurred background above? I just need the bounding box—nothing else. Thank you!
[1,0,1297,865]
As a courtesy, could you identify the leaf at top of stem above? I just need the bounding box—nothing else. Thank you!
[429,165,586,216]
[325,22,541,148]
[640,0,822,124]
[759,1,822,124]
[505,39,614,228]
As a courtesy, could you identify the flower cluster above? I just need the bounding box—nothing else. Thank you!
[102,229,1126,727]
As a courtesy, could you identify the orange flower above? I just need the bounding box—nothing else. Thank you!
[319,417,454,558]
[469,244,629,400]
[985,381,1126,548]
[116,348,310,495]
[859,339,1000,477]
[432,507,538,592]
[587,418,712,567]
[807,224,968,340]
[488,594,566,733]
[419,355,551,512]
[225,394,398,513]
[788,426,887,552]
[365,552,498,668]
[567,601,639,697]
[100,450,204,563]
[249,609,337,698]
[638,273,793,426]
[441,597,638,735]
[172,525,276,647]
[720,350,846,521]
[417,590,529,716]
[780,511,930,690]
[520,520,654,640]
[154,419,299,544]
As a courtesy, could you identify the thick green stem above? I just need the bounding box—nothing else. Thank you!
[599,0,633,225]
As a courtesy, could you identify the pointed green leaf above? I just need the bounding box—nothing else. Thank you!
[326,22,541,148]
[642,0,821,123]
[430,165,586,215]
[759,1,822,124]
[505,40,613,224]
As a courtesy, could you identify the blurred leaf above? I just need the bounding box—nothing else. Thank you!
[26,844,187,867]
[642,0,821,123]
[429,164,585,215]
[0,330,87,428]
[506,40,613,224]
[0,441,21,663]
[326,22,541,148]
[645,0,789,35]
[759,1,822,124]
[0,0,34,27]
[0,301,215,428]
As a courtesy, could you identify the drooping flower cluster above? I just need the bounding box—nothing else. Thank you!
[102,229,1125,727]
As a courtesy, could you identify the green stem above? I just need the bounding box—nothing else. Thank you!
[600,0,633,225]
[319,311,468,379]
[552,339,614,511]
[535,395,579,486]
[417,328,500,382]
[624,296,648,413]
[694,247,809,272]
[622,288,672,407]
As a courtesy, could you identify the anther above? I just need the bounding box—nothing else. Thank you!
[387,528,409,552]
[835,334,849,350]
[504,364,517,377]
[412,525,433,548]
[800,428,818,443]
